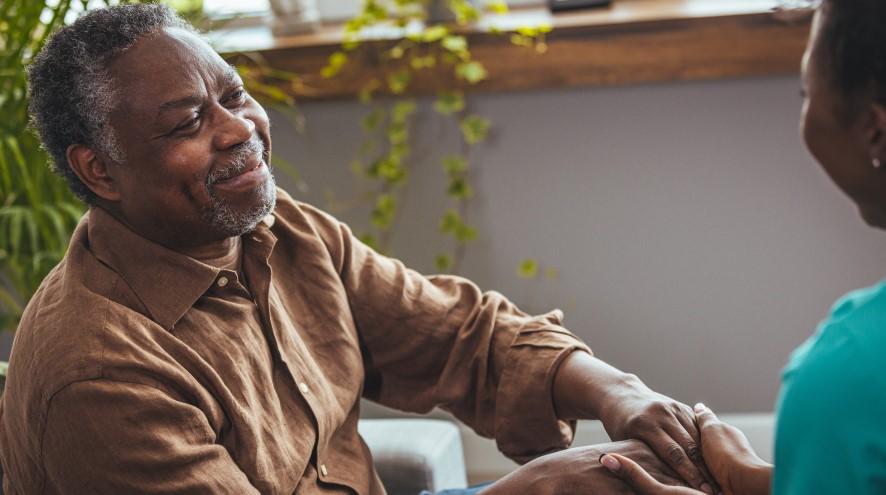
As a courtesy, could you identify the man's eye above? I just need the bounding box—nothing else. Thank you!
[174,116,200,133]
[228,88,246,103]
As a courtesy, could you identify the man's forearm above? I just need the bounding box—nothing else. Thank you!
[552,350,638,421]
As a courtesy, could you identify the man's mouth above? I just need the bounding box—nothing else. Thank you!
[215,155,261,184]
[208,137,267,186]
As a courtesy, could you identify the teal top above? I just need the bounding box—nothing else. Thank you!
[773,280,886,494]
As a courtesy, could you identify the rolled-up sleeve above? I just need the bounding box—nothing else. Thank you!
[306,204,592,463]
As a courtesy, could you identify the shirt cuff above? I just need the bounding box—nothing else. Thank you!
[493,310,592,464]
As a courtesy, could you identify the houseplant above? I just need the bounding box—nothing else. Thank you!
[0,0,98,334]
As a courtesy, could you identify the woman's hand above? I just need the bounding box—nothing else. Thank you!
[689,404,771,495]
[601,452,706,494]
[601,404,773,495]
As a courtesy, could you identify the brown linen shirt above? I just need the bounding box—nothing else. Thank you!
[0,188,591,494]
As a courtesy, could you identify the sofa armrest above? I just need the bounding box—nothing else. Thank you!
[358,419,468,495]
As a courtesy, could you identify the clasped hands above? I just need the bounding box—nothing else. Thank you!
[481,352,772,495]
[601,403,773,495]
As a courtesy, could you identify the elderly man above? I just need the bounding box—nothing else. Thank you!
[0,5,714,495]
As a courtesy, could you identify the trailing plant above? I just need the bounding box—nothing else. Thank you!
[322,0,552,275]
[0,0,116,331]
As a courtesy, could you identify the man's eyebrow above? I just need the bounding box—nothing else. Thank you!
[154,67,242,119]
[157,95,204,115]
[219,64,243,88]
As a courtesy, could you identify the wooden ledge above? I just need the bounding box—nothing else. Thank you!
[213,0,812,101]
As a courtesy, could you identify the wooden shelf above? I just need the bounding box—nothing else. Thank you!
[213,0,812,101]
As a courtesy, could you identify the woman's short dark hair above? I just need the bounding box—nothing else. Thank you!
[27,4,192,204]
[819,0,886,104]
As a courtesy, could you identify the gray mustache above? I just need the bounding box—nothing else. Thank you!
[208,138,264,184]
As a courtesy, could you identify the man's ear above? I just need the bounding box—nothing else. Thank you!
[867,102,886,164]
[66,144,122,202]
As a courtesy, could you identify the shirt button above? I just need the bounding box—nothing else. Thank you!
[298,382,309,394]
[216,276,229,287]
[320,464,328,477]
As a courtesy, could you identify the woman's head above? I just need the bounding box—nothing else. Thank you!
[802,0,886,228]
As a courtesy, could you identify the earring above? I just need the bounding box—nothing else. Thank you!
[875,158,882,169]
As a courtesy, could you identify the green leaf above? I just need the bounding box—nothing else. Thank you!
[391,100,417,122]
[321,51,349,79]
[421,25,449,42]
[487,1,509,14]
[518,259,539,279]
[409,55,436,70]
[439,209,461,234]
[450,0,481,24]
[442,155,468,176]
[435,254,453,271]
[456,61,488,84]
[447,177,473,199]
[454,223,478,242]
[460,115,491,145]
[371,194,397,230]
[377,157,407,184]
[387,70,412,94]
[510,34,531,47]
[359,79,382,104]
[442,35,468,54]
[434,92,465,115]
[387,122,408,145]
[361,108,385,132]
[389,45,406,59]
[517,24,553,36]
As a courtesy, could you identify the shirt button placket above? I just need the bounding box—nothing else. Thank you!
[216,275,229,288]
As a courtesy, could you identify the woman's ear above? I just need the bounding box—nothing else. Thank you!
[66,144,122,202]
[867,102,886,165]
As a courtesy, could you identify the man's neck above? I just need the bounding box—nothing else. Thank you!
[176,236,241,271]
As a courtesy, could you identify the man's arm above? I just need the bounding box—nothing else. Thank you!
[34,379,260,494]
[298,199,713,491]
[552,351,716,493]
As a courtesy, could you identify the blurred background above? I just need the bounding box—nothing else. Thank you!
[2,0,882,480]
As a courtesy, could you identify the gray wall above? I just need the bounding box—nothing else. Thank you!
[4,75,882,413]
[271,75,886,413]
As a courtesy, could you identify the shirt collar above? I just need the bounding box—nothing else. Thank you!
[86,206,275,330]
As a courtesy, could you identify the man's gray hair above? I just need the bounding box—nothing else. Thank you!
[27,4,194,204]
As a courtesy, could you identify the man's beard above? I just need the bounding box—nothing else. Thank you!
[202,137,277,237]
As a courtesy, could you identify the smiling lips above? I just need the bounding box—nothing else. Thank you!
[213,156,268,191]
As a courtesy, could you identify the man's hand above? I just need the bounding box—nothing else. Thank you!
[599,405,773,495]
[478,440,687,495]
[553,352,716,494]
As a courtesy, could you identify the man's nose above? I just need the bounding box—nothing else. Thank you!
[212,110,256,150]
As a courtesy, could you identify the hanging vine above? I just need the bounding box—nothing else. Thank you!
[322,0,552,276]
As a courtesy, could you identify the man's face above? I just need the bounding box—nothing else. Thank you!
[104,27,275,248]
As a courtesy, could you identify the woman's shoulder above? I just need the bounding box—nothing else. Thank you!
[774,282,886,494]
[780,280,886,413]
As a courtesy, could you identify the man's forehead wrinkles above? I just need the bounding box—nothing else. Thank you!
[220,64,242,88]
